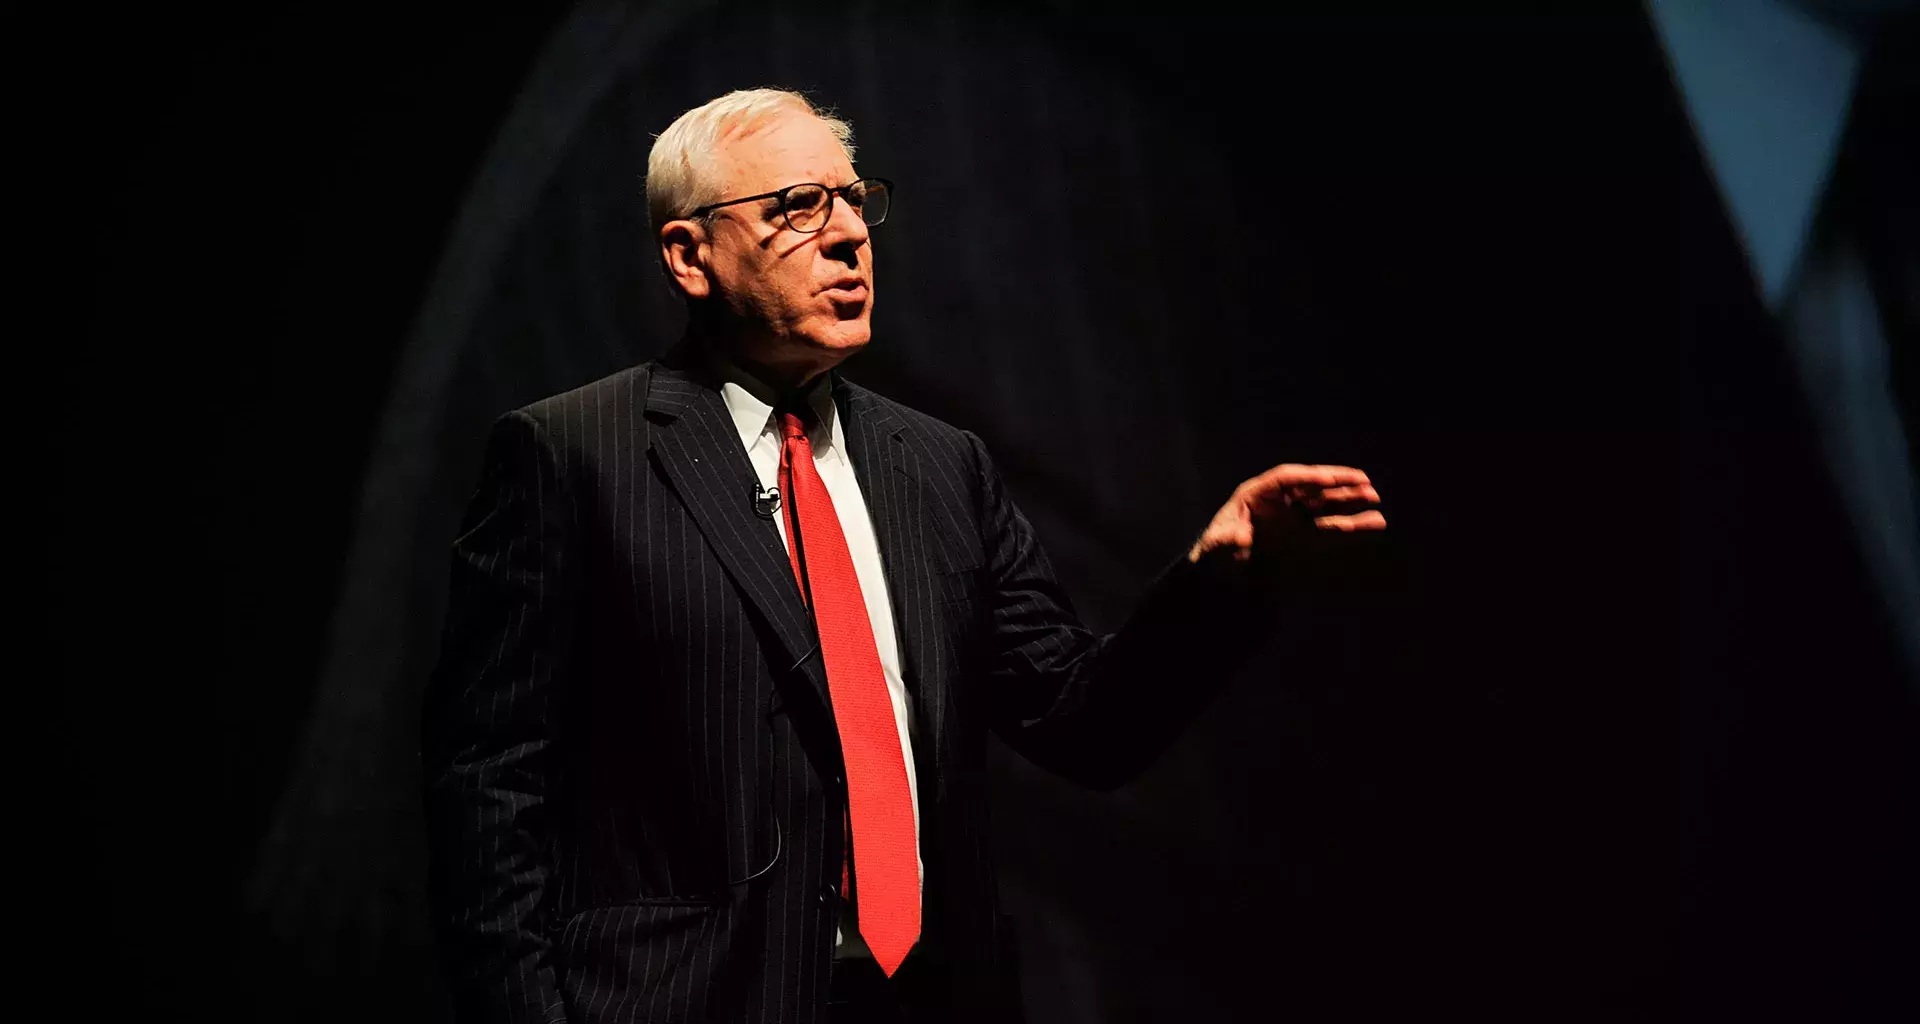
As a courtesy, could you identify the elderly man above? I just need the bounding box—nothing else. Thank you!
[423,88,1385,1024]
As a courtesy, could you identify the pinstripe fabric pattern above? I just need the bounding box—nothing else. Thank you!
[423,354,1262,1023]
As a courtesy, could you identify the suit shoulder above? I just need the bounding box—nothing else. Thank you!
[841,379,975,454]
[511,363,650,434]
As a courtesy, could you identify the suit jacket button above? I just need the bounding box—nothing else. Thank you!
[819,882,839,905]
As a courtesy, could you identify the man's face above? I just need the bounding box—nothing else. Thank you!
[697,114,873,376]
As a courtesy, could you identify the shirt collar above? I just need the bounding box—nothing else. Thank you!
[711,353,837,452]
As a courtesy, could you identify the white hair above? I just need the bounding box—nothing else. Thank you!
[646,88,856,239]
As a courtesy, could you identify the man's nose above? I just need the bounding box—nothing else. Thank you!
[816,191,870,257]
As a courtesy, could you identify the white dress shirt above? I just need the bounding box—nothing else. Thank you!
[714,363,922,955]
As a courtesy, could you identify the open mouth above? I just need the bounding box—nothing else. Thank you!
[822,282,868,304]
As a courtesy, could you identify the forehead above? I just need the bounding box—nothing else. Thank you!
[711,114,855,198]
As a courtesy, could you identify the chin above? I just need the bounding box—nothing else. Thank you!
[802,320,871,356]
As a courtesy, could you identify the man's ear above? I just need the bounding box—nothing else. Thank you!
[660,219,711,299]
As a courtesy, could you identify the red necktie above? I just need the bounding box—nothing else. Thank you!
[777,409,919,976]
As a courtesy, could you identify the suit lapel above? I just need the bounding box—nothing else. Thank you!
[835,377,951,784]
[644,362,844,776]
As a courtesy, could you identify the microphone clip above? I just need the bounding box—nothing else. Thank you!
[752,484,782,520]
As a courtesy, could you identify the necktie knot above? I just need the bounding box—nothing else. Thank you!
[776,393,821,444]
[779,410,809,443]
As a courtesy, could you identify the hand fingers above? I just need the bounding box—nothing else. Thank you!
[1251,483,1381,519]
[1301,484,1381,506]
[1313,510,1388,531]
[1246,463,1374,496]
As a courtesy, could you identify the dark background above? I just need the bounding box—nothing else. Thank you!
[66,3,1914,1020]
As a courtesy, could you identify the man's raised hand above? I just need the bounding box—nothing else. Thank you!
[1188,463,1386,564]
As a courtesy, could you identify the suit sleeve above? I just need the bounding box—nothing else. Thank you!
[422,410,576,1024]
[966,430,1274,790]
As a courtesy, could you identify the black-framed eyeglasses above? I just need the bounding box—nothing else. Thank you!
[688,177,893,234]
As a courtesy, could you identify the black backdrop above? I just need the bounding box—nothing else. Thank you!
[67,3,1914,1020]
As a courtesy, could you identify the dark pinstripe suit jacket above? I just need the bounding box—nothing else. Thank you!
[423,355,1263,1023]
